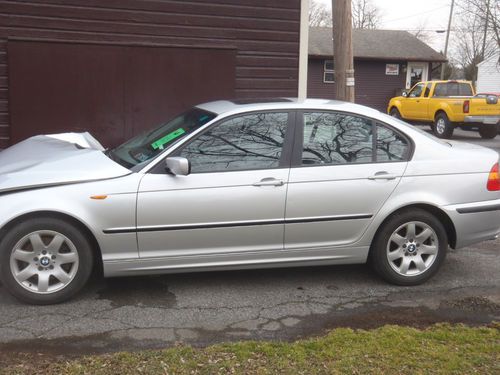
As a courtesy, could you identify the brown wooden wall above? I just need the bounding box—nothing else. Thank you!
[0,0,300,148]
[308,58,407,112]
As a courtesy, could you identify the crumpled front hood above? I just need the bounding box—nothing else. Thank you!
[0,132,131,194]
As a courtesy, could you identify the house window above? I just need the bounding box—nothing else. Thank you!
[323,60,335,83]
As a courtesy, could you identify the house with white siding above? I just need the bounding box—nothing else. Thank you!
[476,53,500,93]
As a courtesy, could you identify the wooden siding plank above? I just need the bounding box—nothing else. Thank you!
[0,27,299,54]
[0,2,299,30]
[6,1,300,20]
[0,13,298,42]
[237,78,297,90]
[237,56,298,69]
[236,67,298,79]
[0,124,10,136]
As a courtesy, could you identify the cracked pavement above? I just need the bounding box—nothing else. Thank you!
[0,129,499,356]
[0,239,498,355]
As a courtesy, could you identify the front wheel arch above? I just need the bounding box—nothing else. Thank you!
[0,211,103,276]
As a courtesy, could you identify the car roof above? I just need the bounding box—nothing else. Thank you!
[196,98,381,118]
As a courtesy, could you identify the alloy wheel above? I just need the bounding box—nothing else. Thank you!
[386,221,438,277]
[9,230,79,294]
[436,118,446,134]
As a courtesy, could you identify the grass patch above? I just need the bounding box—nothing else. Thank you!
[3,323,499,374]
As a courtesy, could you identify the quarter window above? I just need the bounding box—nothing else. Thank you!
[376,124,409,162]
[301,112,373,165]
[178,112,288,173]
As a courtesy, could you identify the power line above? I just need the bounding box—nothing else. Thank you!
[383,5,450,24]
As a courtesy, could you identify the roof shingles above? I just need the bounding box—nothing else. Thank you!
[309,27,446,62]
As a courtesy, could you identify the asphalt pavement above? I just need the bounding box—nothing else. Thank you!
[0,127,498,357]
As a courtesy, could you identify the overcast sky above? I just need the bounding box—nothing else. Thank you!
[315,0,454,51]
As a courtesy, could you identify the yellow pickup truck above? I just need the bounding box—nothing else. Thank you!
[388,80,500,139]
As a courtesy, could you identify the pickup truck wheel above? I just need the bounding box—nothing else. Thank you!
[433,113,454,139]
[478,124,498,139]
[390,108,402,119]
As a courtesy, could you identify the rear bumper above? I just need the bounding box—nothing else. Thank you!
[463,116,500,125]
[444,199,500,249]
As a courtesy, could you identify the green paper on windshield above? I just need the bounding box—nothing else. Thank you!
[151,128,186,150]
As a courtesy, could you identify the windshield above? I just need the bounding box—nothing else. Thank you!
[108,108,217,169]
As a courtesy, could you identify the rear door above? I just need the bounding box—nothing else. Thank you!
[284,111,411,251]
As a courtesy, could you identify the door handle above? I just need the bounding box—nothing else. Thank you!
[368,172,398,181]
[253,178,284,187]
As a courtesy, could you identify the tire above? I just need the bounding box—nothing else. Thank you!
[478,124,498,139]
[390,107,402,119]
[370,209,447,286]
[0,217,93,304]
[433,112,454,139]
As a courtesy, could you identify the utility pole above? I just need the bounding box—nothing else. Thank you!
[481,0,490,59]
[440,0,455,79]
[332,0,355,102]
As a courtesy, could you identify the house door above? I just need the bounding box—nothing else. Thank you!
[406,62,428,89]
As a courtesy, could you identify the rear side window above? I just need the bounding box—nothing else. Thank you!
[433,82,473,97]
[300,112,410,165]
[433,83,447,96]
[302,112,373,165]
[458,83,473,96]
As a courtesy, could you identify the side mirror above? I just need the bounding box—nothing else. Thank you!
[166,157,191,176]
[402,91,408,97]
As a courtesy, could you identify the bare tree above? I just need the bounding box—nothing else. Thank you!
[409,20,435,44]
[351,0,380,29]
[309,0,332,27]
[456,0,500,53]
[451,0,497,82]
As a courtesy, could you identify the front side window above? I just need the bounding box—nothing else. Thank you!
[408,83,424,98]
[177,112,289,173]
[301,112,373,165]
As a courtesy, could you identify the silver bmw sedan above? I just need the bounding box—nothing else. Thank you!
[0,99,499,304]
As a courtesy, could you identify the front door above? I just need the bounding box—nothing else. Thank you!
[401,82,425,120]
[285,111,410,252]
[137,111,292,259]
[406,62,428,89]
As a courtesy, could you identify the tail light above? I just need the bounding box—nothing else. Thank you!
[487,163,500,191]
[463,100,470,114]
